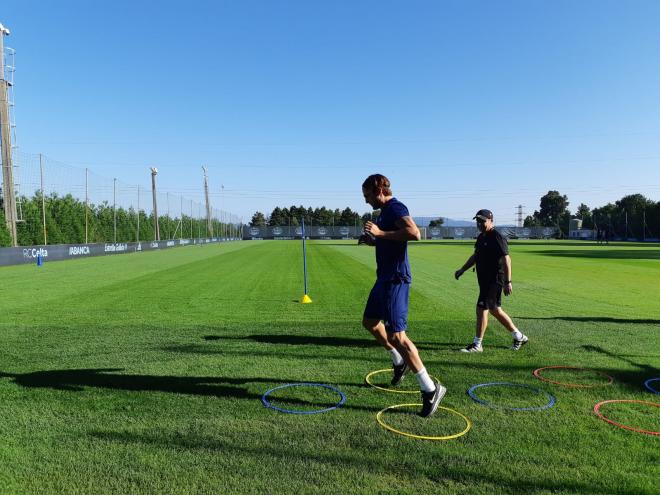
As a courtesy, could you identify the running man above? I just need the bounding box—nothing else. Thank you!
[359,174,446,417]
[454,209,529,352]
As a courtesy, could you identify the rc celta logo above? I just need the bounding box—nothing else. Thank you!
[23,247,48,259]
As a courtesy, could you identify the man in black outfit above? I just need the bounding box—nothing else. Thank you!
[454,209,529,352]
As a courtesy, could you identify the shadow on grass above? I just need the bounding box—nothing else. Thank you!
[201,334,461,351]
[0,368,383,412]
[87,429,644,495]
[580,345,660,390]
[0,368,263,396]
[533,249,660,260]
[518,316,660,325]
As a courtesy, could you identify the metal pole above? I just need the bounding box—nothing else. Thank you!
[150,167,159,241]
[113,178,117,243]
[180,195,183,240]
[85,167,89,243]
[302,217,308,295]
[203,166,212,237]
[40,154,46,245]
[136,185,140,242]
[190,199,193,239]
[0,24,18,246]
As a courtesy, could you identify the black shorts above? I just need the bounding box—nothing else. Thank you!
[477,282,502,310]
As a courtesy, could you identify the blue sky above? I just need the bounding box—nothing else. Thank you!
[3,0,660,223]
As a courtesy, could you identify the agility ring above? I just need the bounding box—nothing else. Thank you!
[376,404,472,440]
[533,366,614,388]
[644,378,660,394]
[261,383,346,414]
[467,382,556,411]
[365,369,437,394]
[594,400,660,436]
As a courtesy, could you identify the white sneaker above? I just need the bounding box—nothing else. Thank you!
[460,343,483,353]
[511,335,529,351]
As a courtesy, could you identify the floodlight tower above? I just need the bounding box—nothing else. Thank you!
[150,167,160,240]
[0,22,18,246]
[202,166,213,237]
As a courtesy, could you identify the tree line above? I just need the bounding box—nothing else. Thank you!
[0,192,237,247]
[3,190,658,247]
[524,191,660,239]
[250,205,374,227]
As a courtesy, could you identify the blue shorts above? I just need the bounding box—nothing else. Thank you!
[363,280,410,333]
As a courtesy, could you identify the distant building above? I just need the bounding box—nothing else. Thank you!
[568,218,594,240]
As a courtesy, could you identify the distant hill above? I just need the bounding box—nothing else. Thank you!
[413,217,473,227]
[414,217,516,228]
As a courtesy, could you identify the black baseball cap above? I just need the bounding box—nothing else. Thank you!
[473,209,493,221]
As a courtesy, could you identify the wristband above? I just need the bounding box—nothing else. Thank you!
[505,280,512,284]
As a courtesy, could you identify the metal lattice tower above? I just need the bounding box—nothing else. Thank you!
[0,23,19,245]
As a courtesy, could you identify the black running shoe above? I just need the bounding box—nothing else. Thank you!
[510,335,529,351]
[420,381,447,417]
[391,362,409,386]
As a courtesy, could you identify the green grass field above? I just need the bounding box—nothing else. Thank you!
[0,240,658,494]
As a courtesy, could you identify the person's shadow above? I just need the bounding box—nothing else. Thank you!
[0,369,373,411]
[0,368,275,398]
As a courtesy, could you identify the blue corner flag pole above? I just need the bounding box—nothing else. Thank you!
[302,217,308,294]
[300,217,312,303]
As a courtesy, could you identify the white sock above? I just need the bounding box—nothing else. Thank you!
[388,348,404,366]
[415,368,436,393]
[512,330,523,340]
[473,337,483,347]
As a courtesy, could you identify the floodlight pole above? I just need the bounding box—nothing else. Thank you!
[136,185,140,242]
[0,23,18,246]
[166,192,170,239]
[85,167,89,243]
[113,178,117,243]
[203,166,213,237]
[150,167,160,240]
[40,154,47,245]
[643,210,646,242]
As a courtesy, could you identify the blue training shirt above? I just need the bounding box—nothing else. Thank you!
[375,197,412,283]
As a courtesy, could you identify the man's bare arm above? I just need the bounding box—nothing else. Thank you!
[364,216,420,242]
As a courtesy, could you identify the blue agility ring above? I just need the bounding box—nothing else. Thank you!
[262,382,346,414]
[467,382,556,411]
[644,378,660,394]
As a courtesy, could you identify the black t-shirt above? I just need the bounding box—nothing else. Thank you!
[474,229,509,285]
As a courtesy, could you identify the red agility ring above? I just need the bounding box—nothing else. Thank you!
[594,400,660,436]
[533,366,614,388]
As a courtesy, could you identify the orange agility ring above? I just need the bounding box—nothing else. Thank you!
[594,400,660,436]
[533,366,614,388]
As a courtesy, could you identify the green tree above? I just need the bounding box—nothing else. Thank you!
[0,209,12,246]
[523,215,540,227]
[575,203,593,229]
[615,194,655,239]
[250,212,267,227]
[536,190,570,227]
[428,218,444,228]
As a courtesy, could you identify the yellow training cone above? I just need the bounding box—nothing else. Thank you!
[300,294,313,304]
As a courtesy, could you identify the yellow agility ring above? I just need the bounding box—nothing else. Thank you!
[376,403,472,440]
[365,369,438,394]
